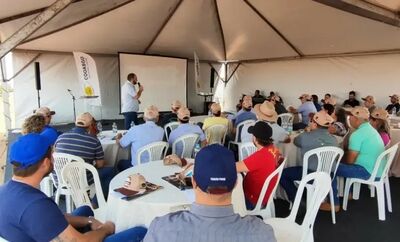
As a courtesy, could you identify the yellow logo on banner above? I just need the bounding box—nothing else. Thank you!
[84,85,94,96]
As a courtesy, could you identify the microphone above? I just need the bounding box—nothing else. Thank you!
[67,89,71,92]
[137,82,141,87]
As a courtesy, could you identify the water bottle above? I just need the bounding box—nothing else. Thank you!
[194,143,201,157]
[130,121,135,128]
[287,119,293,134]
[112,122,118,133]
[392,107,397,117]
[282,122,288,132]
[96,122,102,134]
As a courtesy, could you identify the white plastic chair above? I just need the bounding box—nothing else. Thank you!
[50,153,87,213]
[164,122,179,141]
[232,174,247,217]
[343,143,399,221]
[297,146,344,224]
[0,236,8,242]
[40,176,54,197]
[238,142,257,161]
[247,159,286,219]
[204,124,227,145]
[172,133,200,158]
[277,113,293,128]
[62,162,107,221]
[266,172,331,242]
[136,141,168,165]
[228,119,256,149]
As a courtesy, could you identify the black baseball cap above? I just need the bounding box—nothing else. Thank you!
[247,121,273,141]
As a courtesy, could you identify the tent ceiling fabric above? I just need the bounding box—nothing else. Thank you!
[1,0,400,61]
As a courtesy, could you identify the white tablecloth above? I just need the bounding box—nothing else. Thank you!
[389,128,400,177]
[106,160,246,232]
[99,130,130,167]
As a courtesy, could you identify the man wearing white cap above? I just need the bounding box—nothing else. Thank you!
[288,94,317,130]
[361,95,376,114]
[385,94,400,114]
[160,100,182,127]
[168,107,206,156]
[116,105,164,171]
[34,106,59,144]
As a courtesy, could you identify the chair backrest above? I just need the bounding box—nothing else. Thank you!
[302,146,344,180]
[238,142,257,161]
[204,124,228,145]
[252,159,287,217]
[231,174,247,217]
[235,120,256,142]
[172,133,200,158]
[62,162,106,220]
[0,236,8,242]
[368,143,399,182]
[164,121,180,141]
[136,141,169,165]
[50,153,86,188]
[288,172,331,241]
[277,113,293,127]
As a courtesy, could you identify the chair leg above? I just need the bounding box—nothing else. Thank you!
[338,177,344,197]
[55,188,61,205]
[352,183,360,200]
[66,194,72,213]
[370,185,375,197]
[269,202,276,218]
[329,189,336,224]
[376,183,386,221]
[384,177,392,213]
[343,179,353,211]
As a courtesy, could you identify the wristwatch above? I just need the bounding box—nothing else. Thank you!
[87,216,93,226]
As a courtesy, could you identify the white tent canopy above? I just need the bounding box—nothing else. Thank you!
[1,0,400,128]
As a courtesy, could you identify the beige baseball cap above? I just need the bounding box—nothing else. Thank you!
[312,111,334,127]
[254,101,278,122]
[361,95,375,104]
[299,94,311,101]
[350,106,370,120]
[144,105,159,120]
[34,107,55,116]
[210,103,221,114]
[123,174,146,192]
[177,107,190,120]
[171,100,182,109]
[75,112,93,127]
[389,94,399,101]
[371,108,389,120]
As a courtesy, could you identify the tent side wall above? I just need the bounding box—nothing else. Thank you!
[218,53,400,112]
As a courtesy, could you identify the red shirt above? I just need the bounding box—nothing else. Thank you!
[243,145,280,206]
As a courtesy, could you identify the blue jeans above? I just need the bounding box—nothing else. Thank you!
[332,163,371,204]
[123,112,138,130]
[72,206,147,242]
[97,167,116,198]
[280,166,304,202]
[117,159,132,172]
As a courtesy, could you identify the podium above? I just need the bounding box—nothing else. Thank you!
[197,92,213,115]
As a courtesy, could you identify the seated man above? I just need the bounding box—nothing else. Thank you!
[234,98,257,127]
[362,95,376,113]
[21,114,46,135]
[385,94,400,114]
[241,101,290,145]
[280,111,338,205]
[269,95,287,115]
[144,144,276,242]
[252,89,266,105]
[160,100,182,127]
[236,121,282,210]
[0,133,146,242]
[117,105,164,171]
[34,106,59,144]
[169,107,206,156]
[321,107,384,211]
[202,103,229,131]
[55,112,115,196]
[288,94,317,130]
[343,91,360,107]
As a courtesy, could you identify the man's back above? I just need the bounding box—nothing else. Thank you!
[235,111,257,127]
[298,101,317,124]
[144,203,276,242]
[0,180,68,242]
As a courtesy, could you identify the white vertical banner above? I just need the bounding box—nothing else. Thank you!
[73,52,101,106]
[194,51,201,93]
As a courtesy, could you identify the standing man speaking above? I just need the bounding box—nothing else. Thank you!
[121,73,144,129]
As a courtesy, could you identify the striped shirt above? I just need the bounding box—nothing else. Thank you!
[54,127,104,163]
[144,203,276,242]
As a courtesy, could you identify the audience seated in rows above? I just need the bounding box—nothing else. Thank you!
[385,94,400,114]
[343,91,360,107]
[241,101,290,144]
[324,106,385,211]
[168,107,207,155]
[0,134,147,242]
[370,108,391,146]
[160,100,181,127]
[144,144,276,242]
[288,94,317,130]
[236,122,282,210]
[280,111,338,204]
[21,114,46,135]
[362,95,376,113]
[55,112,115,197]
[34,106,59,145]
[117,106,164,171]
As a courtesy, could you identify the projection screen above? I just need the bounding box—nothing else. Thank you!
[119,53,187,112]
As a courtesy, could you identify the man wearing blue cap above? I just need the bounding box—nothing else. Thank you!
[144,144,276,242]
[0,133,147,242]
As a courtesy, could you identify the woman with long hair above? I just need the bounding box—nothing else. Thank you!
[370,108,391,146]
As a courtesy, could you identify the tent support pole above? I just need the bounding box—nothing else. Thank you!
[0,0,73,59]
[207,63,223,82]
[2,53,41,82]
[226,63,241,83]
[213,0,227,60]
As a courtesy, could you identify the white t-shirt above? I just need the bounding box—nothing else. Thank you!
[241,121,288,144]
[121,81,139,113]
